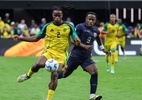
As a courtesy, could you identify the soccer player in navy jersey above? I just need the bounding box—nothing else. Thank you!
[58,12,110,100]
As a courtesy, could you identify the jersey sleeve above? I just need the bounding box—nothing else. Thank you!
[37,24,48,38]
[122,24,128,33]
[67,23,78,40]
[102,22,109,31]
[139,24,142,30]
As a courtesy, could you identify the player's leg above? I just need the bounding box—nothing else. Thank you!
[121,41,126,59]
[82,58,102,100]
[110,43,117,74]
[58,56,79,79]
[115,44,119,63]
[17,56,47,82]
[105,45,111,72]
[47,63,64,100]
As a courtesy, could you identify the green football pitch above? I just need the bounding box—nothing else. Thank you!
[0,56,142,100]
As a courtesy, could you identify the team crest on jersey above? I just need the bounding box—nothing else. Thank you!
[63,28,67,32]
[94,32,97,37]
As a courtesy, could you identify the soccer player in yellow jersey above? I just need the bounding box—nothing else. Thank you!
[116,19,128,60]
[102,14,119,74]
[13,6,80,100]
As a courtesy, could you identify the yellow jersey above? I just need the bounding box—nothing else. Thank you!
[37,21,78,53]
[102,22,119,45]
[117,24,127,42]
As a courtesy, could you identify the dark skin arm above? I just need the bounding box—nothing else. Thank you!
[71,38,93,51]
[96,35,111,55]
[13,35,41,42]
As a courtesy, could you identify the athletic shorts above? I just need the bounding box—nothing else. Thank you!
[117,40,125,48]
[66,56,95,71]
[42,49,67,67]
[105,43,117,51]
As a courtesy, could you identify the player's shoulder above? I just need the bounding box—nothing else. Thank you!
[93,26,100,34]
[76,23,85,27]
[44,21,53,27]
[63,21,74,28]
[75,23,85,30]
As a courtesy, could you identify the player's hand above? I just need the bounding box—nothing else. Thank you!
[116,34,121,38]
[74,37,81,46]
[102,49,111,56]
[83,45,93,51]
[13,35,20,41]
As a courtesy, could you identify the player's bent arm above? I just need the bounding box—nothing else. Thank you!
[13,35,41,42]
[101,30,109,34]
[96,36,103,47]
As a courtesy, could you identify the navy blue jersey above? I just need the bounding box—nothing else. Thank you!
[70,22,100,58]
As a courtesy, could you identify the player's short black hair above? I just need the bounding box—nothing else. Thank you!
[52,6,63,12]
[52,5,74,13]
[85,12,97,18]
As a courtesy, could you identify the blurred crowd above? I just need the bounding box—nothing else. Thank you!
[0,12,141,39]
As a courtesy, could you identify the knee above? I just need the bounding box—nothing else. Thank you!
[89,69,98,75]
[32,62,45,72]
[35,62,45,68]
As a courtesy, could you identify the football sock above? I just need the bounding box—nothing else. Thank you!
[106,55,110,65]
[111,52,115,67]
[27,68,34,77]
[58,70,64,79]
[90,74,98,94]
[47,90,54,100]
[123,50,126,58]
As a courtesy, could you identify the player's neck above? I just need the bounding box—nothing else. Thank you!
[110,22,115,25]
[53,20,63,26]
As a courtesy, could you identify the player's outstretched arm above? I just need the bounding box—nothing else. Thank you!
[13,35,41,42]
[96,35,111,55]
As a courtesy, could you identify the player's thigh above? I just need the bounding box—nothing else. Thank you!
[110,43,117,52]
[81,58,98,75]
[53,52,68,72]
[105,45,111,51]
[36,56,47,67]
[66,56,80,72]
[121,41,125,48]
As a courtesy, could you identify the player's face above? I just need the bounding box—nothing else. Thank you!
[117,19,122,24]
[52,10,63,24]
[110,14,116,24]
[86,14,96,27]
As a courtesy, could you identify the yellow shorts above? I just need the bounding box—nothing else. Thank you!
[118,40,125,48]
[42,49,68,68]
[105,43,117,51]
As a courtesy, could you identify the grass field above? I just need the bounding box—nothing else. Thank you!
[0,56,142,100]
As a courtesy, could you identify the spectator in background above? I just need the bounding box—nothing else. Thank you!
[10,21,22,36]
[39,18,46,29]
[138,24,142,55]
[3,13,11,24]
[22,25,30,37]
[134,23,140,38]
[29,19,35,29]
[0,17,5,33]
[127,26,134,38]
[98,22,105,44]
[66,17,74,26]
[0,26,11,38]
[30,23,40,36]
[18,19,27,30]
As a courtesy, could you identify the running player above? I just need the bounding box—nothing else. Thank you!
[58,12,110,100]
[13,6,80,100]
[102,14,119,74]
[116,19,128,60]
[139,24,142,55]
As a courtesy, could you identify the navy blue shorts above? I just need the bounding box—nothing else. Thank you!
[66,56,95,71]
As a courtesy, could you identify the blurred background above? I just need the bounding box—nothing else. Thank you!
[0,0,142,56]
